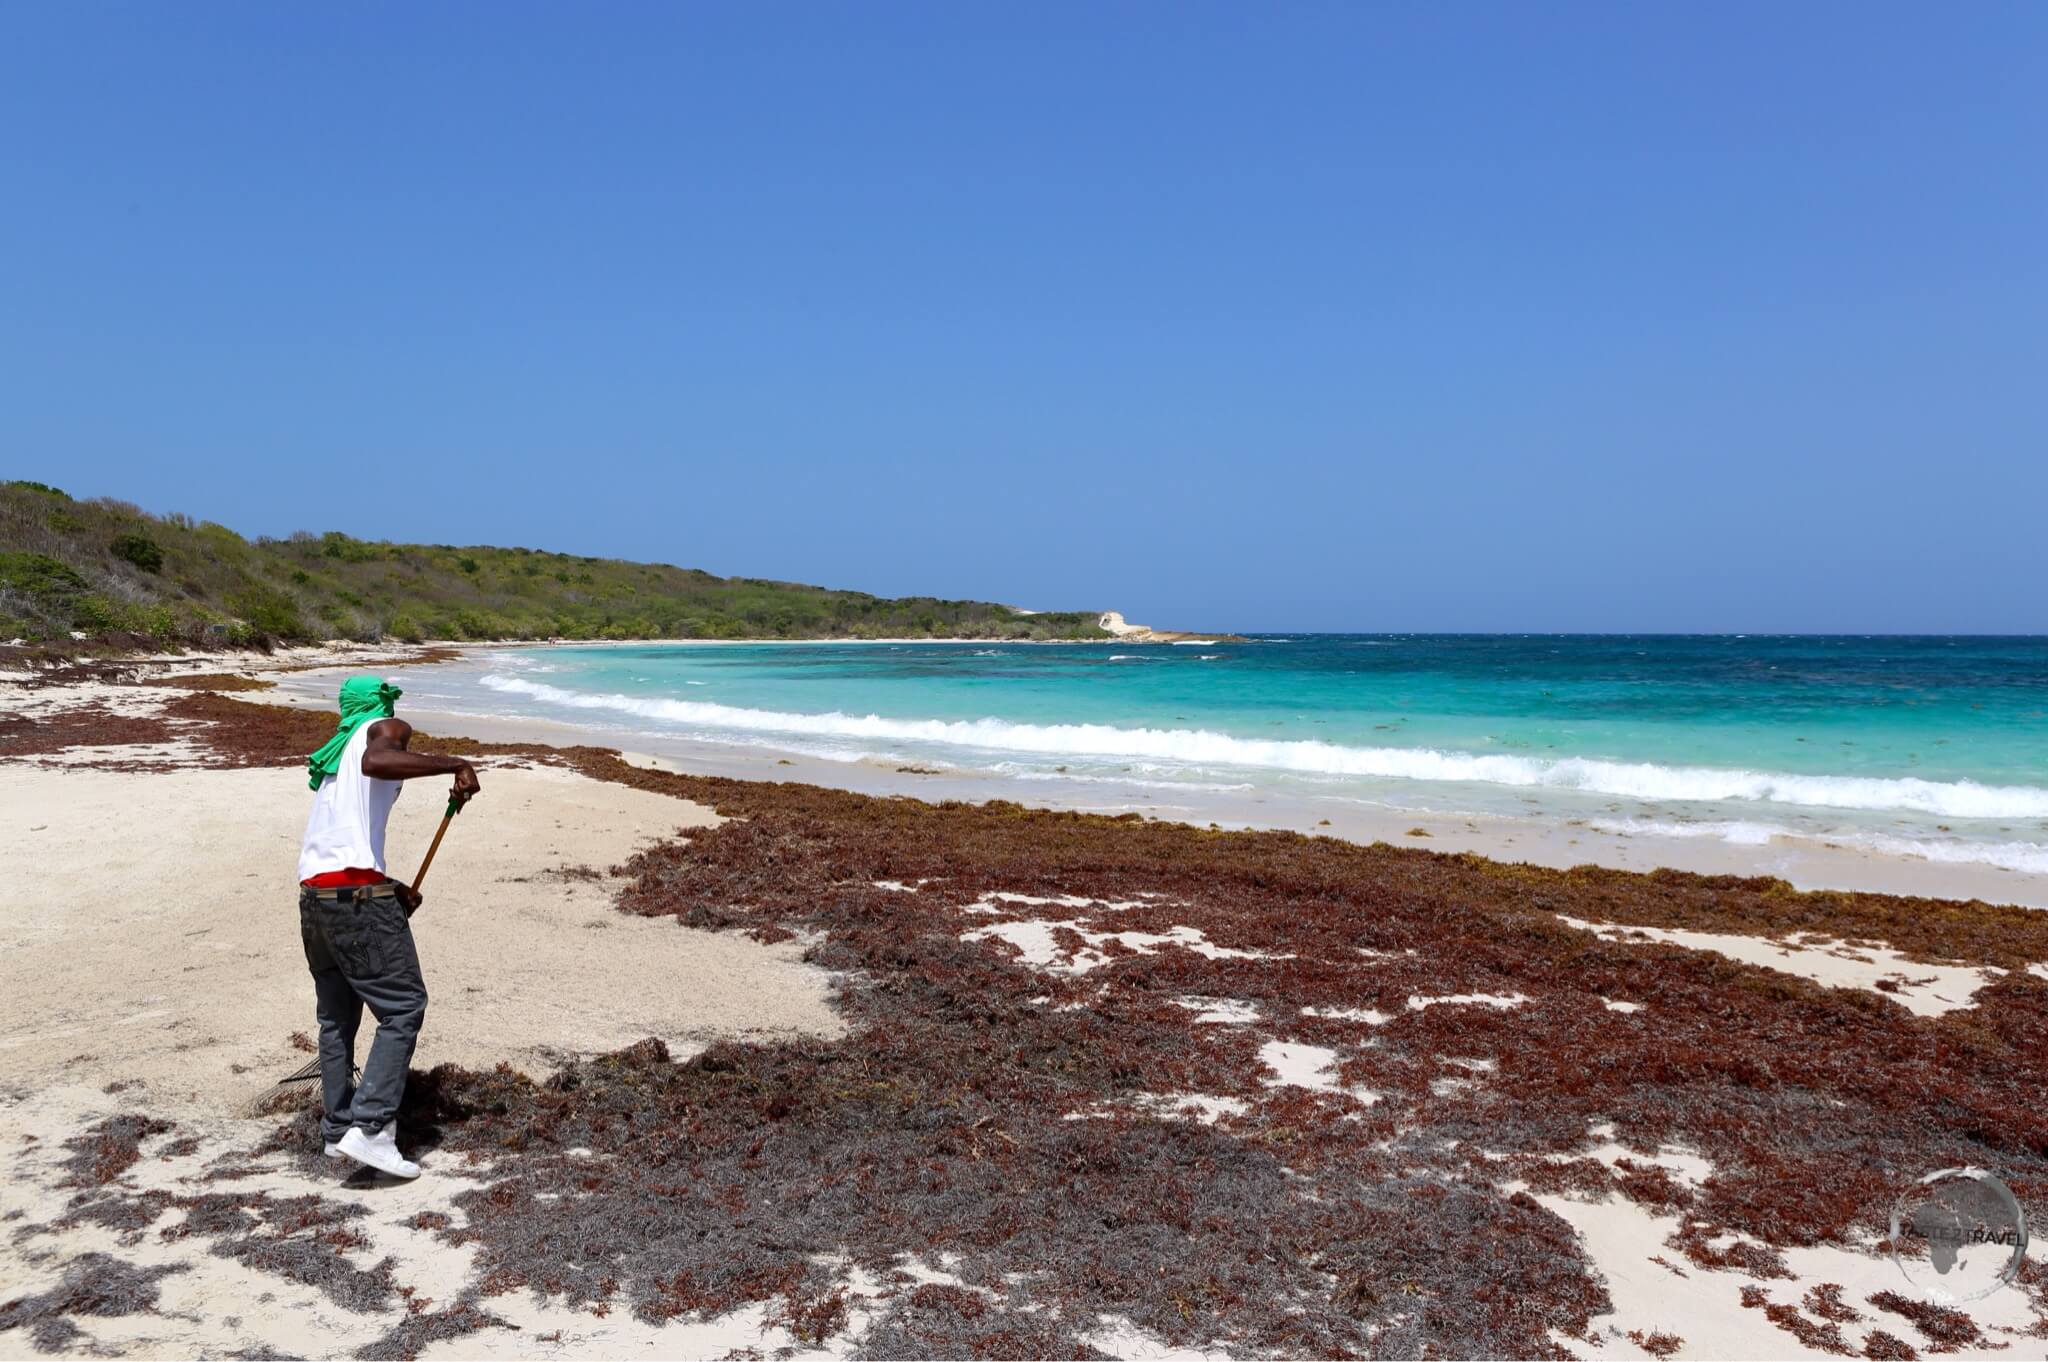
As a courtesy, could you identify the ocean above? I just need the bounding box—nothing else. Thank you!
[410,635,2048,877]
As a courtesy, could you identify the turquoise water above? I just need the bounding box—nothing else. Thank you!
[435,635,2048,872]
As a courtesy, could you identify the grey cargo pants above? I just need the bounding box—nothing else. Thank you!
[297,883,429,1144]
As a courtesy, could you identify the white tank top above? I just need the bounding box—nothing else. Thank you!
[298,721,404,881]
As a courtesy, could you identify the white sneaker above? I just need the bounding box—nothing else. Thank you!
[335,1123,420,1179]
[323,1141,346,1159]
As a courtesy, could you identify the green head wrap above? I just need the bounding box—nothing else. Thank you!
[306,675,402,790]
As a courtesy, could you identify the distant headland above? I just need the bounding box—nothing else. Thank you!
[0,480,1226,650]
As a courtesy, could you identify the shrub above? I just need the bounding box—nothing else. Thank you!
[227,585,309,640]
[4,480,68,497]
[0,551,89,608]
[110,533,165,573]
[389,613,425,644]
[319,531,381,562]
[195,522,247,558]
[134,604,179,639]
[453,607,512,637]
[72,594,129,632]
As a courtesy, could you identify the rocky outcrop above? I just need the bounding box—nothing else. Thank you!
[1096,611,1238,644]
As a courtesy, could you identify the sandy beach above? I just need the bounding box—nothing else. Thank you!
[4,644,2046,1359]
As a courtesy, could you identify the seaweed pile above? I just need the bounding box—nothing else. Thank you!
[0,703,176,760]
[9,1113,518,1360]
[8,690,2048,1357]
[0,1253,189,1354]
[391,765,2045,1357]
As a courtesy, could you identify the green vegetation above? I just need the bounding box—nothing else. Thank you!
[109,533,165,573]
[0,480,1110,646]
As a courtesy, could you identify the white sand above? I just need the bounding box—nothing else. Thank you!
[1082,1315,1239,1361]
[1405,991,1529,1012]
[1559,915,2000,1018]
[961,916,1293,976]
[1063,1092,1251,1126]
[0,761,843,1111]
[1258,1040,1344,1092]
[1496,1117,2048,1358]
[1173,996,1263,1024]
[1531,1174,2046,1359]
[1257,1040,1383,1107]
[1301,1004,1396,1025]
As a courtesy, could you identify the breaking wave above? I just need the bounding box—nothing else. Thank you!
[479,674,2048,820]
[1589,818,2048,874]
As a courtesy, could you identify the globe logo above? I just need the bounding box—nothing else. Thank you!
[1888,1168,2029,1303]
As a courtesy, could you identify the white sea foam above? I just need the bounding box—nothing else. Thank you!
[1590,818,1779,846]
[1591,817,2048,874]
[478,674,2048,821]
[999,769,1257,793]
[1831,832,2048,874]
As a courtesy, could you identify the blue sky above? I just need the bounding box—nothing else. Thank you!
[3,3,2043,632]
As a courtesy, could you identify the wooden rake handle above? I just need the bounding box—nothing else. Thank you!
[405,797,465,912]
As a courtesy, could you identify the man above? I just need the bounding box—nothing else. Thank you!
[297,676,480,1179]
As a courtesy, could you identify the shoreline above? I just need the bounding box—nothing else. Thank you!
[3,643,2047,1357]
[262,643,2048,910]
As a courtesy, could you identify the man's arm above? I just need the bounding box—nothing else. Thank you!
[362,719,480,914]
[361,719,483,802]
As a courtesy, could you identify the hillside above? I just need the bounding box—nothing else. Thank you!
[0,481,1112,646]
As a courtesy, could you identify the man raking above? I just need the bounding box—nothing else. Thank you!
[297,676,481,1179]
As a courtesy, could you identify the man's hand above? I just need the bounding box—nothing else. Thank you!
[398,884,424,917]
[450,761,481,809]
